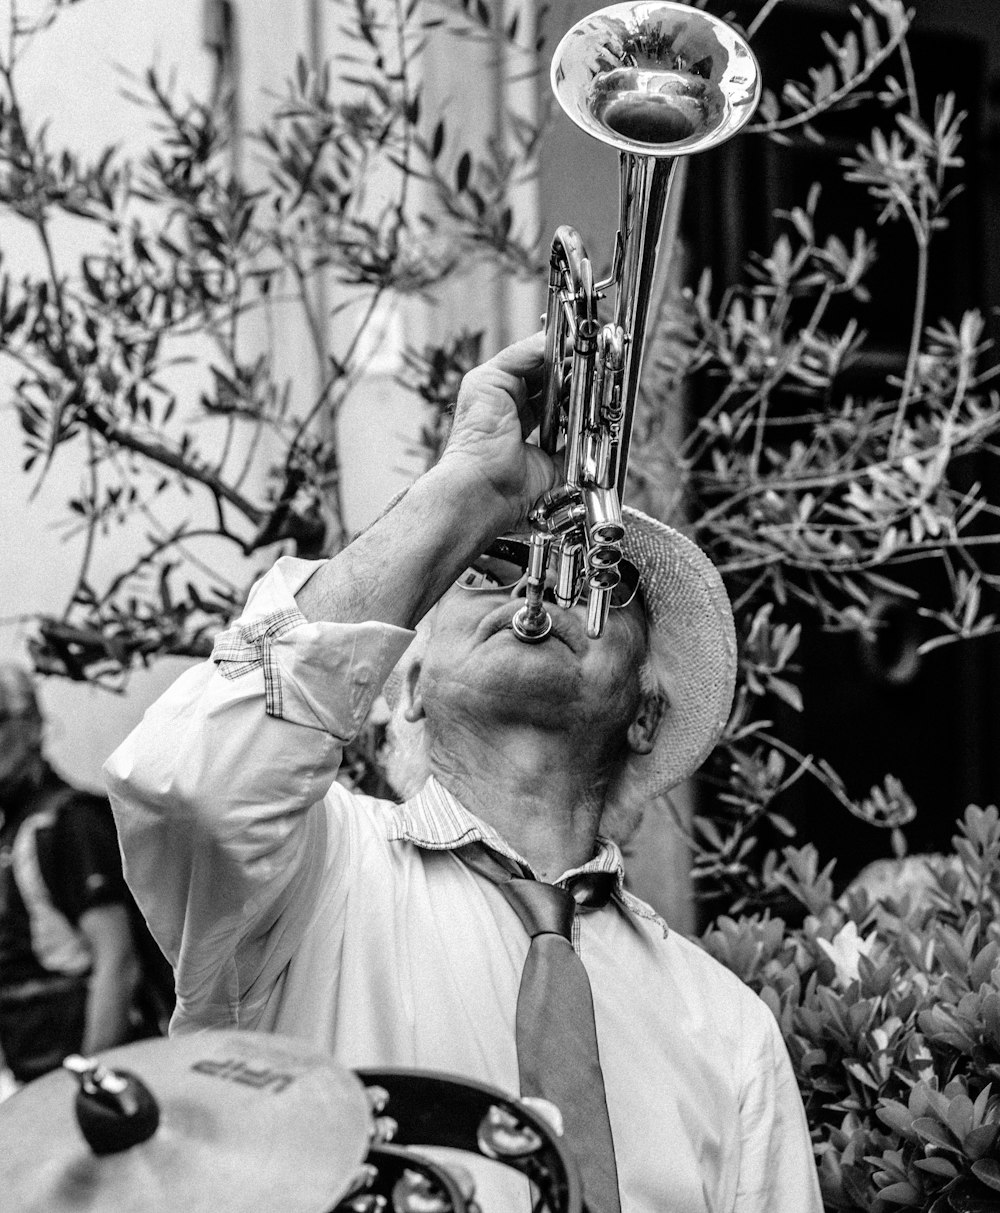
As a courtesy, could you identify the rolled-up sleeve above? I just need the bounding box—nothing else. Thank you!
[103,555,414,1029]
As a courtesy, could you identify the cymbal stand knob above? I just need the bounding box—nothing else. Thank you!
[365,1083,391,1115]
[63,1054,160,1156]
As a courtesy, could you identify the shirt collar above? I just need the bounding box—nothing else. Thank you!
[387,775,668,936]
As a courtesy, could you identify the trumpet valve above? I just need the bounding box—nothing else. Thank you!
[531,486,586,537]
[554,546,583,609]
[585,578,616,639]
[599,325,627,428]
[588,545,621,571]
[584,486,624,547]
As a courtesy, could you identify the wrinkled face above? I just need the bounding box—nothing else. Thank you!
[415,568,651,745]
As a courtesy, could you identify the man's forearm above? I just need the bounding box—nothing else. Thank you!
[296,460,508,628]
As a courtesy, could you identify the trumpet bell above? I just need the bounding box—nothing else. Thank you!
[551,1,761,157]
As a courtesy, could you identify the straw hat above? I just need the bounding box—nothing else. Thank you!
[614,505,737,800]
[383,507,737,805]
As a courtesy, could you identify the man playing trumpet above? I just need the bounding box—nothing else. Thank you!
[106,331,822,1212]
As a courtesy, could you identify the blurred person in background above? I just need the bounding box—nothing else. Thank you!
[0,664,170,1093]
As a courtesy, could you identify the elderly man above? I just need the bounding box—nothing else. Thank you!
[105,333,821,1212]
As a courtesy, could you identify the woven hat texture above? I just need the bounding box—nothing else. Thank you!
[617,505,737,798]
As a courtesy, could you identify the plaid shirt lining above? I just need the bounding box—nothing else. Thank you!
[212,607,308,718]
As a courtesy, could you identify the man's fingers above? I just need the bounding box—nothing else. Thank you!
[483,329,546,378]
[491,332,547,438]
[456,330,548,430]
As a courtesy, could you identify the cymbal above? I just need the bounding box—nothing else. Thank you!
[0,1030,373,1213]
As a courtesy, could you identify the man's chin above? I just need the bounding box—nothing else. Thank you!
[469,642,583,710]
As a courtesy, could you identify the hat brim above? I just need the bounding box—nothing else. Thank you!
[618,505,736,798]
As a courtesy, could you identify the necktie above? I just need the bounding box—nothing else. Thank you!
[461,848,622,1213]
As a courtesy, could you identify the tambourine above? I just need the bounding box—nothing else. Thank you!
[340,1068,584,1213]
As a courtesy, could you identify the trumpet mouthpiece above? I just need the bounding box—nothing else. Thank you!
[511,605,553,644]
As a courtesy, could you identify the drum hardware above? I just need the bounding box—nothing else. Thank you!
[337,1144,476,1213]
[0,1035,580,1213]
[372,1112,401,1144]
[62,1052,161,1154]
[352,1069,583,1213]
[0,1030,374,1213]
[477,1103,544,1161]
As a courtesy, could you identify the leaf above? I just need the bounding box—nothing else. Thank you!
[915,1157,959,1178]
[840,31,860,81]
[860,14,882,59]
[947,1094,975,1143]
[965,1123,1000,1161]
[455,150,472,192]
[842,1165,871,1205]
[759,984,781,1020]
[877,1100,915,1137]
[875,1181,920,1205]
[846,1061,879,1089]
[913,1117,959,1150]
[769,676,803,712]
[972,940,1000,990]
[974,1161,1000,1193]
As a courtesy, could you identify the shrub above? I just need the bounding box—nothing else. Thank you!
[702,806,1000,1210]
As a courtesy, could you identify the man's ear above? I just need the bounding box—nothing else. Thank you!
[401,657,426,723]
[626,689,666,756]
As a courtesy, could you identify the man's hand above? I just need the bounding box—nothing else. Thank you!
[438,331,560,532]
[296,330,561,629]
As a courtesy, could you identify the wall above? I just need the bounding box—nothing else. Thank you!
[0,0,219,789]
[0,0,542,793]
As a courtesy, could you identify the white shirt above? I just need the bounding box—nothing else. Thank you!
[104,557,823,1213]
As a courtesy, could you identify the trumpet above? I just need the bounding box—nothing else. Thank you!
[511,1,761,643]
